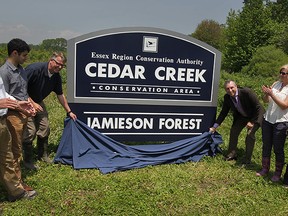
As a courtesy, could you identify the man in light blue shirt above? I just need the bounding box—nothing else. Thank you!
[0,38,36,195]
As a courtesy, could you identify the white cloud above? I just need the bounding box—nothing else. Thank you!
[0,23,82,44]
[0,23,32,43]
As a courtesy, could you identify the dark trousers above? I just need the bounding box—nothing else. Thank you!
[227,116,259,158]
[261,120,287,163]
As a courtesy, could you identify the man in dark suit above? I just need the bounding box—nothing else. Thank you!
[210,80,265,164]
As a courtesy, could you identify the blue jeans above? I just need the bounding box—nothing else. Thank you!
[261,119,288,163]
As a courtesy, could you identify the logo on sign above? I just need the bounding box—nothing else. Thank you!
[143,36,158,53]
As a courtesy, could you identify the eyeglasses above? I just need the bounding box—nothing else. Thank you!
[52,59,66,68]
[280,71,288,75]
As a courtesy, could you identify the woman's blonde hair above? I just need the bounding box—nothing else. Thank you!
[280,64,288,73]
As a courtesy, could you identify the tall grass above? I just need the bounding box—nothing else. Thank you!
[0,71,288,215]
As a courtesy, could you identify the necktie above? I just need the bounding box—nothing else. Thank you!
[232,96,237,105]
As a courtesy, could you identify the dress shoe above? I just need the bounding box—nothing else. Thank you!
[271,174,281,182]
[256,169,269,177]
[240,161,252,167]
[40,155,53,163]
[241,159,251,165]
[224,155,237,161]
[23,161,39,170]
[8,190,37,202]
[21,182,34,191]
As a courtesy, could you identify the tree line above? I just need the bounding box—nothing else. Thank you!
[192,0,288,76]
[1,0,287,76]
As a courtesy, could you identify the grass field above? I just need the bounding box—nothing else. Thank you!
[0,72,288,215]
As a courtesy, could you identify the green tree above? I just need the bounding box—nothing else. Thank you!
[267,0,288,23]
[191,19,225,51]
[282,27,288,54]
[0,43,7,65]
[223,0,278,72]
[266,0,288,54]
[241,45,288,78]
[39,38,67,51]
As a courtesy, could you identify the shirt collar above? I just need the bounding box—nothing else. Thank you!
[6,60,18,71]
[235,89,239,98]
[47,70,53,78]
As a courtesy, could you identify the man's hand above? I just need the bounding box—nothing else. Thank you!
[28,98,43,112]
[0,98,18,109]
[67,111,77,121]
[246,122,254,130]
[18,101,36,117]
[246,122,254,135]
[209,127,216,133]
[33,103,44,112]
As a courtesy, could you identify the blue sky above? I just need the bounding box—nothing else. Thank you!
[0,0,243,44]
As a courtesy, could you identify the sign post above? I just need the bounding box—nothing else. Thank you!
[67,27,221,141]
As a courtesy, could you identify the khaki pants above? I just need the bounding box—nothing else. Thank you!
[6,110,27,180]
[0,116,25,197]
[23,101,50,143]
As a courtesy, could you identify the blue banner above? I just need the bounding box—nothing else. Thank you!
[54,119,223,174]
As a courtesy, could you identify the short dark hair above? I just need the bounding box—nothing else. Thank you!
[224,80,237,88]
[7,38,30,56]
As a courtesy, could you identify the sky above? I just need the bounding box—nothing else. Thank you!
[0,0,244,45]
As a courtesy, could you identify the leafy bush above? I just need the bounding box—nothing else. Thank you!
[218,71,262,102]
[240,45,288,78]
